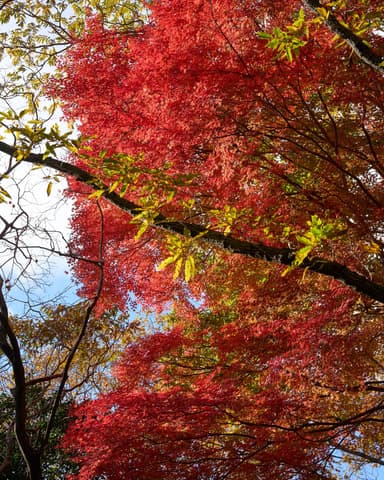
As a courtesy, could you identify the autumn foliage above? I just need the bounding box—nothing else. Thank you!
[63,275,384,479]
[51,0,384,478]
[54,0,384,309]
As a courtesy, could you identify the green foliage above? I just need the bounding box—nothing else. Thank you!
[0,1,143,72]
[258,8,309,61]
[0,106,79,198]
[0,0,143,196]
[209,205,248,236]
[283,215,344,275]
[158,229,207,282]
[84,150,198,241]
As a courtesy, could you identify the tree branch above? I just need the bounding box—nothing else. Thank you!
[332,442,384,467]
[303,0,384,72]
[40,202,104,453]
[25,373,63,387]
[1,140,384,303]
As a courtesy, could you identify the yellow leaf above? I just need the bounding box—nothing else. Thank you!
[157,255,177,271]
[316,7,329,18]
[108,181,120,193]
[173,257,183,279]
[184,255,195,282]
[88,189,105,200]
[364,242,381,254]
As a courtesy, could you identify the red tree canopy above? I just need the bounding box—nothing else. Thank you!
[53,0,384,310]
[51,1,384,478]
[63,279,384,479]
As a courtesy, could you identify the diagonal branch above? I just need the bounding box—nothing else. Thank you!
[303,0,384,72]
[331,442,384,467]
[1,140,384,303]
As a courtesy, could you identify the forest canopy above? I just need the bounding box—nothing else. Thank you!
[0,1,384,479]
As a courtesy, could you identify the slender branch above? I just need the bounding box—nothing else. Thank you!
[0,0,15,12]
[332,443,384,466]
[0,141,383,303]
[25,373,63,387]
[208,0,250,75]
[303,0,384,72]
[40,202,104,452]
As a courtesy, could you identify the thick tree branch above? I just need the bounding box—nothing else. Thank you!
[303,0,384,72]
[1,141,384,303]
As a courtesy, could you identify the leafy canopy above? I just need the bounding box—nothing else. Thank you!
[47,1,384,479]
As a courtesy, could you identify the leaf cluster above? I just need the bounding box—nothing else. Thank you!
[258,8,309,61]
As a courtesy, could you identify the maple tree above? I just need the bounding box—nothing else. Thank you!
[0,0,384,479]
[63,291,384,479]
[48,0,384,307]
[46,0,384,478]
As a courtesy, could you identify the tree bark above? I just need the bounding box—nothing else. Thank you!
[303,0,384,72]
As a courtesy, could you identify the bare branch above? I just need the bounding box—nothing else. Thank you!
[332,442,384,467]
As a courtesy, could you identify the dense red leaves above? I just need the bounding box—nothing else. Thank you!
[53,0,384,309]
[63,282,384,479]
[53,1,384,477]
[68,185,176,312]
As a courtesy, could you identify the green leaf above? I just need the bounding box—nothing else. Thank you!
[294,245,312,265]
[134,221,149,241]
[286,47,293,62]
[257,31,272,39]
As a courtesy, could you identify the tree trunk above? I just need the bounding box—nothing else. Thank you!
[26,455,42,480]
